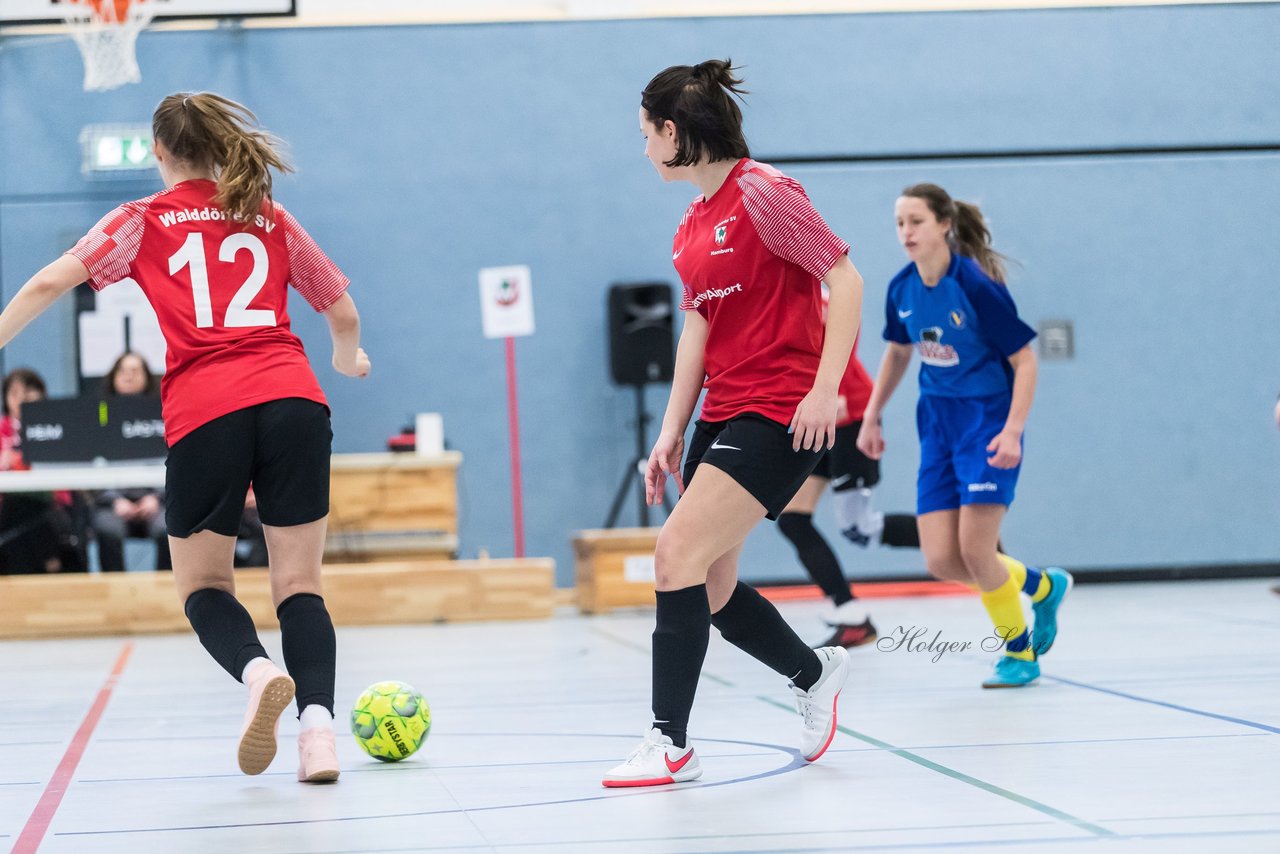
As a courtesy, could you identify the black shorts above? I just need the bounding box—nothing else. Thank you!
[165,398,332,538]
[811,421,881,490]
[682,414,823,520]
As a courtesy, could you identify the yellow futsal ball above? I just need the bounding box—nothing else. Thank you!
[350,680,431,762]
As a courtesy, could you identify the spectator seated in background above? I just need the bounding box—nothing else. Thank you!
[90,352,171,571]
[89,351,267,572]
[0,368,87,574]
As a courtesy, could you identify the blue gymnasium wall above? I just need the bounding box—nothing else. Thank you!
[2,4,1278,584]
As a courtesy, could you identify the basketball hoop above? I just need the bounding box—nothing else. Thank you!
[60,0,156,92]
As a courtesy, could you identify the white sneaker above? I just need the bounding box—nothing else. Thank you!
[601,727,702,788]
[791,646,849,761]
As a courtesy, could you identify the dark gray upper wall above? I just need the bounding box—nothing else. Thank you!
[2,5,1278,581]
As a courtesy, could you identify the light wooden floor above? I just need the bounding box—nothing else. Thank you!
[2,579,1277,852]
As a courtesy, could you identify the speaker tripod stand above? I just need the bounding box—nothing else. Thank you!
[604,383,673,528]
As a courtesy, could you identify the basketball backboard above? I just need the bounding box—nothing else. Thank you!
[0,0,295,26]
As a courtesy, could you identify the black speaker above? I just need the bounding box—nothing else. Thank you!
[608,282,675,386]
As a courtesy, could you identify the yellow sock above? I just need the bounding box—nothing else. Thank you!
[998,554,1050,603]
[979,575,1034,660]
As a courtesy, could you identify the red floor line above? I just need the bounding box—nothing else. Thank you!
[759,580,975,602]
[12,642,134,854]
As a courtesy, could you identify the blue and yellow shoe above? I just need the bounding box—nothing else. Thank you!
[982,654,1040,689]
[1031,567,1073,656]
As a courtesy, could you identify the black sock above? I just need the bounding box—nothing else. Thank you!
[711,581,822,691]
[882,514,920,549]
[777,512,853,606]
[183,587,269,682]
[277,592,337,717]
[651,584,710,749]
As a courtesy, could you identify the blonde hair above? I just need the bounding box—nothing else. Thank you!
[152,92,292,225]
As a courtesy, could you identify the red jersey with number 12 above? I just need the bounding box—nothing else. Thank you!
[673,159,849,426]
[69,179,349,446]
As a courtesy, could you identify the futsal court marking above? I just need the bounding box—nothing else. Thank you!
[938,644,1280,736]
[51,732,808,838]
[20,637,1275,852]
[586,625,1116,839]
[11,641,133,854]
[683,825,1280,854]
[1040,674,1280,734]
[61,729,1267,791]
[14,614,1274,851]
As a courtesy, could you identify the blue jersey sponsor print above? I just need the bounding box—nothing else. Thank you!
[882,255,1035,398]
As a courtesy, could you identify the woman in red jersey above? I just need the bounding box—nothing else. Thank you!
[602,60,864,788]
[0,93,369,782]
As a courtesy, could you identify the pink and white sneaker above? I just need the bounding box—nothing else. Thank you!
[602,727,702,788]
[791,646,849,761]
[297,728,341,783]
[237,661,295,775]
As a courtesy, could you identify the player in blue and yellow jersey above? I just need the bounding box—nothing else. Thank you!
[857,183,1071,688]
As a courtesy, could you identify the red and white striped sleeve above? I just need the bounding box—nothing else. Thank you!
[739,168,849,280]
[68,201,149,291]
[278,206,350,312]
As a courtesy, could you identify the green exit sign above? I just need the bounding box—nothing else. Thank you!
[80,124,156,177]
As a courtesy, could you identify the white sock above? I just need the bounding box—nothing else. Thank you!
[299,704,335,732]
[241,657,272,683]
[830,599,870,625]
[835,488,884,548]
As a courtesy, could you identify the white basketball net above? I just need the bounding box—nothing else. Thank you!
[61,0,156,92]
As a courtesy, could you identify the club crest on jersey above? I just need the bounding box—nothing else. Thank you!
[918,326,960,367]
[949,309,966,330]
[714,225,727,245]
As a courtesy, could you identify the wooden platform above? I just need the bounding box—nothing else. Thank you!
[326,451,461,561]
[572,527,660,613]
[0,558,555,639]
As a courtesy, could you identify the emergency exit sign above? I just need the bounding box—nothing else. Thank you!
[80,124,156,176]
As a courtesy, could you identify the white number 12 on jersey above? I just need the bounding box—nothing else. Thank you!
[169,232,277,329]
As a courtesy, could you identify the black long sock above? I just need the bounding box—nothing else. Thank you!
[882,514,920,548]
[711,581,822,691]
[183,587,269,682]
[277,592,337,717]
[651,584,710,749]
[777,512,853,606]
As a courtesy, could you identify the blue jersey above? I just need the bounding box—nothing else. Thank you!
[882,254,1035,398]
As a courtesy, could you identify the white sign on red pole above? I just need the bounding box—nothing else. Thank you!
[478,265,534,558]
[479,265,535,339]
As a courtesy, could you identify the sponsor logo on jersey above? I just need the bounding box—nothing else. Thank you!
[688,283,743,309]
[949,309,966,329]
[714,225,727,245]
[918,326,959,367]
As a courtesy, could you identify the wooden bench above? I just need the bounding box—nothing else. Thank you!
[0,558,555,639]
[572,527,660,614]
[325,452,461,561]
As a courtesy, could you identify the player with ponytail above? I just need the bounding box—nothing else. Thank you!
[0,92,368,781]
[603,60,863,787]
[858,183,1070,689]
